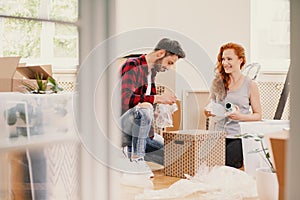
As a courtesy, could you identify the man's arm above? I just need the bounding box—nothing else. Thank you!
[154,93,177,105]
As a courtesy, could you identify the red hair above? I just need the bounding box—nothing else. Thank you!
[212,42,246,101]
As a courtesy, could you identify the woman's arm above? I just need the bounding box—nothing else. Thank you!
[247,80,262,121]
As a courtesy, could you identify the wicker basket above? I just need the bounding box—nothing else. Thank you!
[163,130,226,178]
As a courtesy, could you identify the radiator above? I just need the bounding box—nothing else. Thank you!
[53,72,77,93]
[257,81,290,120]
[57,80,76,93]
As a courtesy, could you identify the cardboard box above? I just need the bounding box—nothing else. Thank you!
[0,56,52,92]
[163,130,226,178]
[267,130,289,200]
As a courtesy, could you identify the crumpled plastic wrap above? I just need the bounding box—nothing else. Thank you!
[135,166,257,200]
[154,103,178,129]
[135,179,214,200]
[205,101,226,120]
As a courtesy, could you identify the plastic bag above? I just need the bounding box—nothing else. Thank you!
[154,103,178,129]
[205,101,226,120]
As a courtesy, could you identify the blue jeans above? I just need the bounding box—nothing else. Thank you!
[145,137,164,165]
[121,105,153,158]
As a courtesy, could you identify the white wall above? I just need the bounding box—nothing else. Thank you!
[115,0,251,95]
[116,0,251,66]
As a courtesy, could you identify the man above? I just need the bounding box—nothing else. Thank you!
[120,38,185,177]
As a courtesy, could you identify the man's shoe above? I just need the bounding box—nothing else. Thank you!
[131,157,154,178]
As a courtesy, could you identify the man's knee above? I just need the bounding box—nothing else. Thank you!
[138,102,153,109]
[139,109,154,123]
[135,103,154,121]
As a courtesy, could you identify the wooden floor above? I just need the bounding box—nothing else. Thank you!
[121,162,258,200]
[121,162,179,200]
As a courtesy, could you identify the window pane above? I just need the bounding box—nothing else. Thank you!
[1,18,42,58]
[0,0,78,23]
[49,0,78,22]
[54,24,78,58]
[0,17,79,70]
[0,0,40,18]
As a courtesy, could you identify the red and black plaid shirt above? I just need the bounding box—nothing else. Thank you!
[121,55,157,138]
[121,55,157,114]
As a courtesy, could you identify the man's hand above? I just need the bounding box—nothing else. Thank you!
[154,93,177,105]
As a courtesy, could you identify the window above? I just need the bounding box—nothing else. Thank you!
[251,0,290,72]
[0,0,78,70]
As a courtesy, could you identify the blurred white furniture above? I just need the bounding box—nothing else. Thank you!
[0,92,80,200]
[240,120,289,177]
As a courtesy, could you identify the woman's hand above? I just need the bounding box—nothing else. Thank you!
[204,110,216,117]
[227,105,241,120]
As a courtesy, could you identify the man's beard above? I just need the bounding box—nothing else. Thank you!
[153,58,166,72]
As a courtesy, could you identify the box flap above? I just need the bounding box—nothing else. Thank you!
[0,56,21,78]
[16,65,52,80]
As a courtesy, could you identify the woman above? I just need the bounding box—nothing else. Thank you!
[204,42,262,168]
